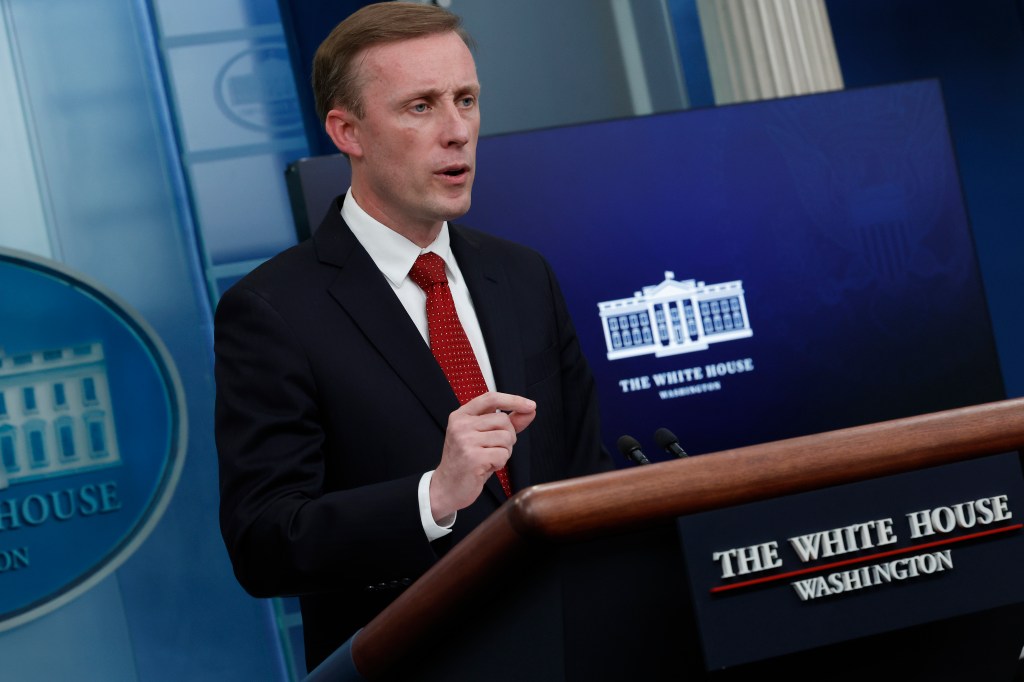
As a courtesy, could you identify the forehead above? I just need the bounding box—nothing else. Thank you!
[357,32,478,97]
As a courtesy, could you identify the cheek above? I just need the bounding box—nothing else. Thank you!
[380,130,425,161]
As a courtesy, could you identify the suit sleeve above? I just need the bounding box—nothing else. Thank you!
[214,284,437,598]
[545,259,614,478]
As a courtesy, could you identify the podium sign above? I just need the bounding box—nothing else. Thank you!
[679,452,1024,669]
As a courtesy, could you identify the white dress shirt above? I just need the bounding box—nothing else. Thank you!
[340,188,497,541]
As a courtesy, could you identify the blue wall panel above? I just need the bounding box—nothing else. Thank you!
[0,0,286,679]
[826,0,1024,397]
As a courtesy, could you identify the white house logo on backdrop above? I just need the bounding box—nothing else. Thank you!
[0,249,185,632]
[0,344,121,491]
[215,44,304,134]
[597,272,753,361]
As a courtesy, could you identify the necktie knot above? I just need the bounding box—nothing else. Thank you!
[408,252,448,290]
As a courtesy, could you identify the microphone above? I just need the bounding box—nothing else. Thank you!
[654,427,689,458]
[617,434,651,465]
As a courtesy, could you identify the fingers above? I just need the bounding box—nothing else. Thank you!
[451,409,516,432]
[458,391,537,433]
[445,424,515,453]
[460,391,536,417]
[430,392,536,519]
[460,444,512,476]
[508,407,536,434]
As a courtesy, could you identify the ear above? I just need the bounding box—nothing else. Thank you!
[324,108,363,158]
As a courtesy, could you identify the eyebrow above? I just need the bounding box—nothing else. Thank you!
[399,82,480,103]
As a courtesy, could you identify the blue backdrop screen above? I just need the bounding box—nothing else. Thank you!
[465,80,1003,461]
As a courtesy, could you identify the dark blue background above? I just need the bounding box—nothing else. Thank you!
[465,81,1004,462]
[824,0,1024,400]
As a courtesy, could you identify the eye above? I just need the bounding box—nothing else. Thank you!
[458,96,476,108]
[411,102,429,113]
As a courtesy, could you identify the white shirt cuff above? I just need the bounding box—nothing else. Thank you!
[418,470,455,541]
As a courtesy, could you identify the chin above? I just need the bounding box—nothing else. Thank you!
[438,199,472,221]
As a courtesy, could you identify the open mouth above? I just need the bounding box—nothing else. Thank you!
[438,165,470,178]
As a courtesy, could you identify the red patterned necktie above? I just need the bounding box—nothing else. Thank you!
[408,252,511,497]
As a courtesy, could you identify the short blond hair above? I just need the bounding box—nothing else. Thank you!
[312,2,473,122]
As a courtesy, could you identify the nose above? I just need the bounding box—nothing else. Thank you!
[441,102,471,147]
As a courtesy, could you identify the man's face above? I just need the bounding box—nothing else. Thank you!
[339,32,480,240]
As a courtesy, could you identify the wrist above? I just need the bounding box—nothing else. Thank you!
[419,471,455,541]
[428,469,457,522]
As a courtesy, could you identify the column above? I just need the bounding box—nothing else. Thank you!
[689,297,706,342]
[649,302,668,350]
[696,0,843,105]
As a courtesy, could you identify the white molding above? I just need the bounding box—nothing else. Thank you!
[697,0,844,105]
[610,0,654,116]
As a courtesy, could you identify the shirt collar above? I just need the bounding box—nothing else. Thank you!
[340,188,458,287]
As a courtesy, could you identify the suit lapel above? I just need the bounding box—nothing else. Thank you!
[314,204,528,504]
[451,226,532,499]
[314,201,459,432]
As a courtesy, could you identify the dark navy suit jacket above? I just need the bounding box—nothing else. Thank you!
[214,197,609,669]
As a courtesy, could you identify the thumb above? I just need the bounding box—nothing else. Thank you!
[508,406,536,433]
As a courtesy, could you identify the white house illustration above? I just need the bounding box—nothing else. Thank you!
[597,272,753,361]
[0,343,122,490]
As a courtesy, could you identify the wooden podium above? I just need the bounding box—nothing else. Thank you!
[311,398,1024,680]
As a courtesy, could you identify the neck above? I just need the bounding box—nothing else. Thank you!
[396,223,442,249]
[350,187,441,248]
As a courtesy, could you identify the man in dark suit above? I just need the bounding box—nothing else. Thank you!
[214,2,609,670]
